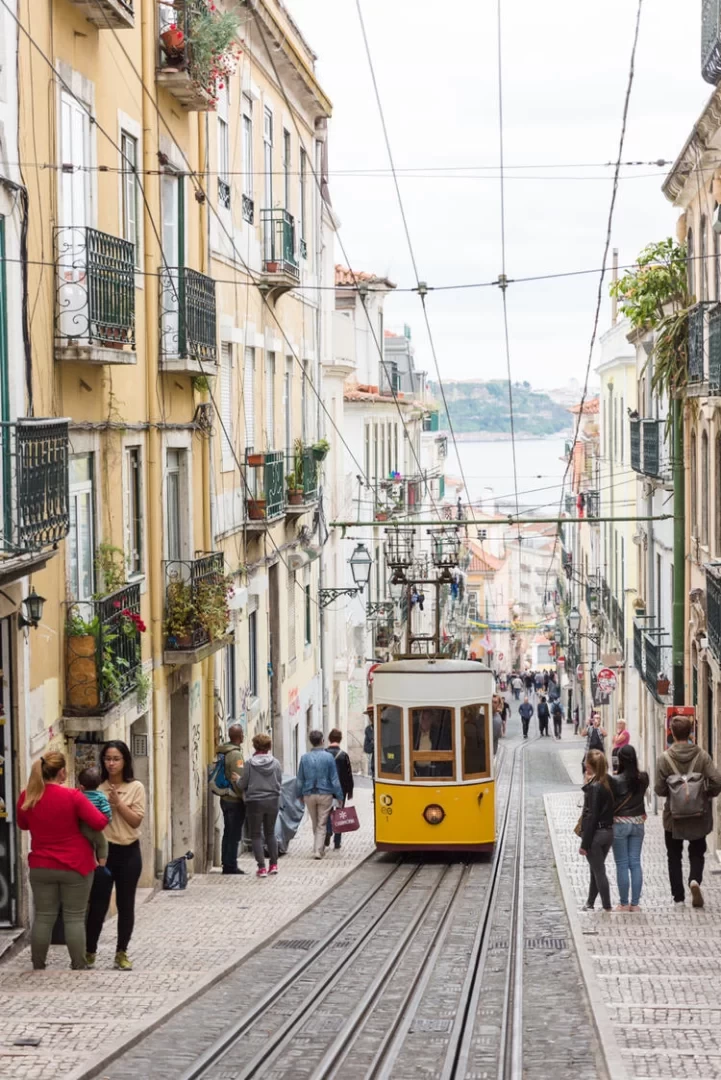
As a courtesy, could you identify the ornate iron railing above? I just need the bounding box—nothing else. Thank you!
[633,621,644,675]
[709,304,721,392]
[703,0,721,84]
[688,303,706,384]
[643,633,660,698]
[300,237,308,260]
[158,0,219,96]
[1,419,70,554]
[164,552,228,652]
[260,209,299,280]
[706,562,721,664]
[218,178,231,210]
[64,582,142,715]
[242,194,254,225]
[585,490,600,519]
[159,266,217,364]
[641,419,661,477]
[55,226,135,350]
[630,418,641,472]
[302,447,318,501]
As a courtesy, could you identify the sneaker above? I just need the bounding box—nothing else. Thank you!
[256,867,268,878]
[268,864,278,875]
[629,905,641,912]
[615,904,630,912]
[324,834,331,848]
[114,951,133,971]
[690,881,704,908]
[85,952,96,968]
[313,853,322,860]
[581,903,595,911]
[674,899,685,906]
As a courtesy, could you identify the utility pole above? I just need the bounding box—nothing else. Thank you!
[672,397,685,706]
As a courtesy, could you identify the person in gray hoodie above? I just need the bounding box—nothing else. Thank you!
[236,732,283,878]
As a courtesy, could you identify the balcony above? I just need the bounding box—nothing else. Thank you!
[687,302,712,395]
[164,552,232,665]
[585,490,600,519]
[66,0,134,29]
[643,632,661,701]
[285,446,318,517]
[703,0,721,84]
[633,621,644,675]
[706,562,721,665]
[55,227,136,364]
[259,209,299,299]
[641,419,661,477]
[245,451,285,529]
[709,304,721,393]
[156,1,221,111]
[159,266,217,374]
[630,418,641,472]
[64,583,142,729]
[0,419,70,585]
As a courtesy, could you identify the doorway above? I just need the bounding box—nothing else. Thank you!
[0,619,16,925]
[170,686,192,858]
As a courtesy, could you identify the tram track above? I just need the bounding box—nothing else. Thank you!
[168,738,531,1080]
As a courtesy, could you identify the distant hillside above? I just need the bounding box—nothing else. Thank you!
[429,379,571,437]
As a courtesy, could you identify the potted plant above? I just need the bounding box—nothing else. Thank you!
[312,437,330,462]
[657,674,671,696]
[187,2,242,100]
[195,573,232,642]
[65,610,100,709]
[246,451,266,467]
[247,492,267,520]
[161,22,185,59]
[165,578,195,649]
[286,439,304,505]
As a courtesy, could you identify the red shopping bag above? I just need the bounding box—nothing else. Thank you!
[330,803,360,833]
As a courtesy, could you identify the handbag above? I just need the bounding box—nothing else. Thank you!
[330,803,360,833]
[574,789,633,839]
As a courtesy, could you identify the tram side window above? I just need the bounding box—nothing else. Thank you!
[378,704,403,777]
[410,707,454,780]
[462,703,489,779]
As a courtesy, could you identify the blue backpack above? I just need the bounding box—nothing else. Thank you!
[209,752,233,797]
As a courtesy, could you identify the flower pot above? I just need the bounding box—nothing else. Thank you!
[657,677,670,696]
[312,446,329,462]
[266,261,280,273]
[375,511,389,522]
[161,27,185,58]
[246,452,265,467]
[66,634,99,710]
[247,497,267,521]
[287,490,303,506]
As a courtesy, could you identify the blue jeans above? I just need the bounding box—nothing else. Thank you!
[612,821,645,906]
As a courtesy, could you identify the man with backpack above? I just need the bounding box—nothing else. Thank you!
[552,700,564,739]
[325,729,354,851]
[655,714,721,908]
[581,714,606,779]
[536,695,550,737]
[211,724,246,875]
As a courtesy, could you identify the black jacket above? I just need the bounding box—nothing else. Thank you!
[580,780,614,852]
[363,724,374,755]
[326,745,354,799]
[610,772,649,819]
[537,702,550,722]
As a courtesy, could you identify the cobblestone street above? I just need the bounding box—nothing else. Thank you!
[547,743,721,1080]
[0,788,374,1080]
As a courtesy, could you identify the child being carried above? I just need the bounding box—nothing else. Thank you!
[77,767,112,866]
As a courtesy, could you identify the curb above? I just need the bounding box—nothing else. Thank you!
[543,792,629,1080]
[62,847,377,1080]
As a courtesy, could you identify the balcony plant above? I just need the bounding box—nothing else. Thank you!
[287,438,305,505]
[161,22,185,58]
[312,437,330,462]
[165,577,196,648]
[187,1,243,105]
[247,492,267,520]
[195,572,233,642]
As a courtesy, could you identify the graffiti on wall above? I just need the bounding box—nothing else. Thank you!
[288,687,300,718]
[190,681,202,800]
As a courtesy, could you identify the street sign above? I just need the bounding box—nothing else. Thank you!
[576,664,584,680]
[596,667,617,695]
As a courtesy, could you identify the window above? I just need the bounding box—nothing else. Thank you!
[468,591,479,621]
[715,229,720,301]
[248,611,258,697]
[701,217,708,302]
[378,704,403,778]
[166,448,184,561]
[702,430,710,546]
[462,704,489,779]
[217,85,230,210]
[688,228,695,299]
[284,357,293,455]
[304,582,311,646]
[263,106,273,208]
[244,346,255,449]
[224,642,236,722]
[60,91,91,230]
[691,431,698,539]
[283,129,291,209]
[410,707,454,779]
[620,396,624,463]
[220,342,233,468]
[242,95,253,198]
[299,147,307,245]
[265,352,275,447]
[68,453,95,601]
[124,446,143,577]
[301,359,308,442]
[288,571,296,661]
[121,131,140,265]
[716,435,721,554]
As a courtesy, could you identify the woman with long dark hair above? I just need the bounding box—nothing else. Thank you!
[611,744,649,911]
[579,749,615,912]
[16,752,108,969]
[85,741,145,970]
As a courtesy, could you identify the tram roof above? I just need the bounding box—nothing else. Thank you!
[375,660,492,675]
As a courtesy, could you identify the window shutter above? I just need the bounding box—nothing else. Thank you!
[244,346,255,449]
[221,343,233,464]
[265,352,275,448]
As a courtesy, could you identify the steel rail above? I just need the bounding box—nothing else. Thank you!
[176,859,412,1080]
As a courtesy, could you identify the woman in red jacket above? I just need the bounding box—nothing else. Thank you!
[16,751,108,970]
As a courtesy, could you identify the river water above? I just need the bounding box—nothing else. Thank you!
[444,436,570,516]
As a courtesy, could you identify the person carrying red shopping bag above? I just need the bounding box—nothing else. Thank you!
[325,729,357,850]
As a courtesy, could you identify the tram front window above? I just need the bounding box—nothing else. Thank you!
[411,707,454,780]
[462,703,489,779]
[378,704,403,777]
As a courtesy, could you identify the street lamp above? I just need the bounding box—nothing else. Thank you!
[349,543,373,591]
[567,607,582,635]
[19,587,46,629]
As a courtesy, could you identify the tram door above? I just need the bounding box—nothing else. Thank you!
[0,618,16,925]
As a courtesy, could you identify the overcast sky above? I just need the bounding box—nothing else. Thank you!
[286,0,709,389]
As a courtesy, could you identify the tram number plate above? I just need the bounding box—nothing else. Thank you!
[380,793,393,816]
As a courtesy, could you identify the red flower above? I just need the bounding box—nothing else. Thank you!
[113,600,121,609]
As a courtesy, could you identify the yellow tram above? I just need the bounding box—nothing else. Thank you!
[372,658,497,852]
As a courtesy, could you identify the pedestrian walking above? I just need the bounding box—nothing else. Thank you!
[85,740,146,971]
[579,749,614,912]
[611,745,649,912]
[552,700,564,739]
[325,729,354,851]
[519,696,534,739]
[236,733,283,878]
[525,671,535,695]
[536,696,550,737]
[296,730,344,859]
[213,724,246,876]
[501,697,511,738]
[77,767,112,867]
[573,705,580,736]
[581,713,607,780]
[611,719,630,773]
[654,714,721,907]
[511,674,523,700]
[535,671,543,693]
[363,706,375,776]
[492,695,504,755]
[16,752,109,970]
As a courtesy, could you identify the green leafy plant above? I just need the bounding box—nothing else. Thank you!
[135,667,152,711]
[165,578,195,640]
[94,542,127,598]
[66,611,99,637]
[192,374,209,393]
[287,437,304,492]
[195,573,233,641]
[312,437,330,454]
[188,1,243,104]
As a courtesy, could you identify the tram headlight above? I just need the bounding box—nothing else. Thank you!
[423,804,445,825]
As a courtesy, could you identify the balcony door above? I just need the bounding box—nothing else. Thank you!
[58,92,92,343]
[68,454,95,602]
[160,173,183,358]
[165,448,186,563]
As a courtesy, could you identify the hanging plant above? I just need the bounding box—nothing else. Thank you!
[188,1,243,102]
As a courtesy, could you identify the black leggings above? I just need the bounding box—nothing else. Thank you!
[86,840,142,953]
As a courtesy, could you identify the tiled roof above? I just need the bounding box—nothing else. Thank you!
[335,265,396,289]
[466,538,505,573]
[568,397,600,415]
[343,382,412,404]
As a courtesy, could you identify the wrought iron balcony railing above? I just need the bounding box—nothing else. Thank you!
[706,562,721,664]
[67,0,134,29]
[159,266,217,367]
[0,419,70,558]
[688,302,708,386]
[643,632,660,699]
[633,621,644,675]
[242,194,254,225]
[709,304,721,393]
[55,227,135,356]
[164,552,229,653]
[641,419,661,477]
[64,582,142,715]
[285,446,318,509]
[245,450,285,523]
[260,209,299,281]
[703,0,721,84]
[630,417,641,472]
[218,178,231,210]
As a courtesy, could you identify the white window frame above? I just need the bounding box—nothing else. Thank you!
[163,435,193,562]
[283,129,291,210]
[265,351,275,449]
[242,95,253,198]
[123,443,145,580]
[68,452,96,602]
[288,570,297,662]
[263,106,273,209]
[220,341,234,472]
[120,127,141,268]
[217,84,230,212]
[299,146,307,242]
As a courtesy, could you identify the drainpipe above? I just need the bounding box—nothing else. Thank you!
[673,396,685,706]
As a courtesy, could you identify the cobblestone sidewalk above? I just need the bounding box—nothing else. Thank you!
[546,787,721,1080]
[0,788,375,1080]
